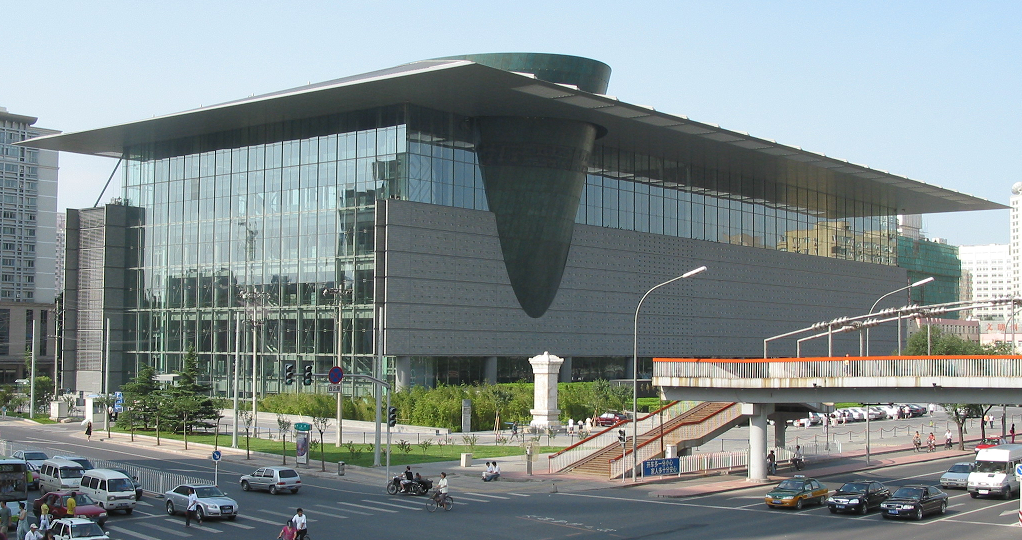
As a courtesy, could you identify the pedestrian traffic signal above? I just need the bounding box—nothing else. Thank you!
[388,407,397,428]
[284,364,295,385]
[618,429,626,443]
[303,364,314,386]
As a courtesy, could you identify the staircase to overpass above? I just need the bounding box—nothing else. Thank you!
[549,401,744,479]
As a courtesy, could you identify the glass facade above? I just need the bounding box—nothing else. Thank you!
[121,104,899,392]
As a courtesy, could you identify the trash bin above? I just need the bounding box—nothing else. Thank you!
[337,461,345,476]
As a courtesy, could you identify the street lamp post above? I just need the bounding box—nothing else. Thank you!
[866,277,934,356]
[632,265,707,482]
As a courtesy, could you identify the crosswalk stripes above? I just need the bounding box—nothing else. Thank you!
[257,509,319,522]
[338,501,397,513]
[107,526,158,540]
[506,493,531,497]
[464,492,511,500]
[362,499,423,511]
[134,520,196,537]
[136,500,154,507]
[312,504,352,516]
[450,494,491,503]
[220,519,256,529]
[237,513,288,526]
[161,518,222,534]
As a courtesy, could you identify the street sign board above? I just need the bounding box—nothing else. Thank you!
[328,366,344,384]
[1015,463,1022,477]
[327,384,342,394]
[212,450,222,462]
[642,457,680,477]
[294,422,312,432]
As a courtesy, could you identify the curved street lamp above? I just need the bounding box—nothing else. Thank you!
[632,265,707,481]
[865,276,934,355]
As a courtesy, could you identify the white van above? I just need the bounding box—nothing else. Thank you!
[968,444,1022,498]
[38,458,85,493]
[79,469,136,514]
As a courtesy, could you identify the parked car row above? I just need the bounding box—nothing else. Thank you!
[790,403,930,427]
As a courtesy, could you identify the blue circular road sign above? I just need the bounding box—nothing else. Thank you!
[328,366,344,384]
[212,450,222,462]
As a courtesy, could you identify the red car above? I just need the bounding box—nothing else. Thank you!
[595,412,631,427]
[33,492,108,525]
[974,437,1007,452]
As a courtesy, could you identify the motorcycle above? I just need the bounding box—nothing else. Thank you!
[387,474,433,496]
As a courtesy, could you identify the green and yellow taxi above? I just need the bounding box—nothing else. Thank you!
[764,476,828,510]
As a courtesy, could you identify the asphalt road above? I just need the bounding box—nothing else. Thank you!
[1,420,1018,540]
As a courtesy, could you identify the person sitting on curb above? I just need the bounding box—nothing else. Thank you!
[483,461,500,482]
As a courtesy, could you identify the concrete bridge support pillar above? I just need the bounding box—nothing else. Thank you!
[774,421,786,450]
[746,403,774,483]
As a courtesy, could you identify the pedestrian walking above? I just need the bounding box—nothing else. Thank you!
[912,431,921,452]
[766,450,776,475]
[0,498,11,533]
[15,503,27,540]
[185,487,201,527]
[84,422,92,442]
[292,508,308,540]
[1011,423,1016,444]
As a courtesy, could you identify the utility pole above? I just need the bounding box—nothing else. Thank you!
[29,318,37,419]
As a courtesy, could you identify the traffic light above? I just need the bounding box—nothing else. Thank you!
[387,407,397,428]
[618,429,626,444]
[284,364,295,386]
[302,364,314,386]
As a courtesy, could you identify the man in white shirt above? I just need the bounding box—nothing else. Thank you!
[185,487,201,527]
[433,472,448,504]
[24,524,42,540]
[483,462,500,482]
[292,508,308,540]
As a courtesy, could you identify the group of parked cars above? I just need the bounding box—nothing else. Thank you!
[791,403,928,427]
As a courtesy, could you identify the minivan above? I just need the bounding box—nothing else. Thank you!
[38,458,86,493]
[78,469,136,514]
[968,444,1022,498]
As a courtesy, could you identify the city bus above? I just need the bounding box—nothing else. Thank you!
[0,459,29,530]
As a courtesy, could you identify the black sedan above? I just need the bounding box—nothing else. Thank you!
[826,480,890,514]
[880,485,948,520]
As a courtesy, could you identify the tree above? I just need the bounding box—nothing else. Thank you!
[305,400,333,472]
[940,403,983,450]
[119,364,161,430]
[164,348,219,435]
[277,414,292,465]
[238,409,253,460]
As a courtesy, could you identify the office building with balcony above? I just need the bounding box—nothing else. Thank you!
[25,54,1003,395]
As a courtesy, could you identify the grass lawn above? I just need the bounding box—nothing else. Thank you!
[111,427,565,468]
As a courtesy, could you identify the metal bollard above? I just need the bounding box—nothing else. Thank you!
[337,461,345,476]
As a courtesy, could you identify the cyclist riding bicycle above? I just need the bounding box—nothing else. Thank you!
[432,472,448,504]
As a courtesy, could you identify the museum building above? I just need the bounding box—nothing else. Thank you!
[23,53,1003,396]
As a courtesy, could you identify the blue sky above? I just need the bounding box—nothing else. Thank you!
[4,1,1019,246]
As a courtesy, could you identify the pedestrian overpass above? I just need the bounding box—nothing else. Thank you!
[652,355,1022,482]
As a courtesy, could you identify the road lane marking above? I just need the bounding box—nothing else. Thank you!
[136,521,194,537]
[464,492,510,500]
[312,504,353,516]
[922,498,1017,525]
[1000,509,1016,516]
[160,518,223,533]
[506,493,531,497]
[136,500,153,507]
[363,500,422,511]
[107,526,165,540]
[946,518,1019,528]
[450,494,490,503]
[237,514,288,526]
[339,501,397,513]
[257,509,318,522]
[220,520,256,529]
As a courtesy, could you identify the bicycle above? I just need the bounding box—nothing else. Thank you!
[427,492,453,512]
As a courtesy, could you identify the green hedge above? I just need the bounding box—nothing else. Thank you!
[257,381,644,432]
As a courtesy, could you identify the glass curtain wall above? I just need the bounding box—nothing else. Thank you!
[121,104,897,394]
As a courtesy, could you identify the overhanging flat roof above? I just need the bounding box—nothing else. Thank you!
[18,58,1005,215]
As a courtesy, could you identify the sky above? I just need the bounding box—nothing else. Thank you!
[3,1,1020,247]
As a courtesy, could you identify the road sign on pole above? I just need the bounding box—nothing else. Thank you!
[327,384,342,394]
[328,366,344,384]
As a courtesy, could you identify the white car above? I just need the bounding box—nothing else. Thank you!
[48,518,108,540]
[792,413,825,427]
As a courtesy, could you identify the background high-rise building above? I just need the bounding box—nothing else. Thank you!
[55,212,65,293]
[959,244,1011,321]
[0,107,59,383]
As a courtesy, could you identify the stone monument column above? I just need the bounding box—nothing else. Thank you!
[529,352,564,428]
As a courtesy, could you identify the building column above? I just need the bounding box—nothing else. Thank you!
[558,356,572,383]
[484,357,498,385]
[394,356,412,392]
[747,403,774,483]
[528,352,564,428]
